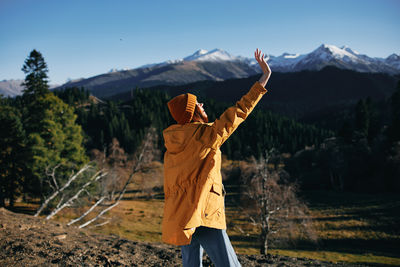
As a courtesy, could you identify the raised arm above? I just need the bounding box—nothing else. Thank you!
[210,49,272,147]
[255,48,272,87]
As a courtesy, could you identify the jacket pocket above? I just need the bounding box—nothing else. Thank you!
[164,191,192,227]
[204,183,224,220]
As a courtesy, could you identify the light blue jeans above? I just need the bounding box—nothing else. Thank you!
[181,226,241,267]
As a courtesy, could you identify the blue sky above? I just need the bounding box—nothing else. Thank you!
[1,0,399,84]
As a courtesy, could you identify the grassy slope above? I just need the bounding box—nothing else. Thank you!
[48,189,400,266]
[11,161,400,266]
[292,191,400,265]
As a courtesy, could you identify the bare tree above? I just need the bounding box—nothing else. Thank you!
[45,169,108,220]
[100,138,129,200]
[34,163,100,217]
[69,127,159,228]
[240,151,317,254]
[35,128,159,230]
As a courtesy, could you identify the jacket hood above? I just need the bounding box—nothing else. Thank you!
[163,123,202,154]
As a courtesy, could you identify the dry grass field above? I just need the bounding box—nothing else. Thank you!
[49,191,400,265]
[8,160,400,266]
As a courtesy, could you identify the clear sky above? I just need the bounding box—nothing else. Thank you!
[1,0,399,85]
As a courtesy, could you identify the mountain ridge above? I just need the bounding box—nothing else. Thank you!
[108,66,399,122]
[52,44,399,98]
[2,44,399,97]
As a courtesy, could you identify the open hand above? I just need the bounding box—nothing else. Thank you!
[255,48,271,87]
[255,48,271,75]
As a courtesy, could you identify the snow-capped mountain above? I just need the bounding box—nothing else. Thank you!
[385,54,400,69]
[139,48,240,69]
[137,44,400,75]
[264,44,398,74]
[55,58,258,98]
[52,44,399,98]
[5,44,399,98]
[266,52,305,71]
[267,44,400,74]
[184,49,238,62]
[183,49,208,61]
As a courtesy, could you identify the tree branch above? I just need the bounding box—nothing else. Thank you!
[78,128,154,228]
[45,170,107,220]
[67,196,106,226]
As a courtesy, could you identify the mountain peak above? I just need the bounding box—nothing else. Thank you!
[183,49,208,61]
[316,44,340,52]
[387,53,400,60]
[340,45,359,55]
[193,49,209,56]
[311,44,359,61]
[385,53,400,69]
[208,48,224,53]
[184,48,236,62]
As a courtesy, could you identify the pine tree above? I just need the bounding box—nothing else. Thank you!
[387,81,400,143]
[355,99,372,139]
[21,50,88,198]
[21,49,49,97]
[0,103,27,207]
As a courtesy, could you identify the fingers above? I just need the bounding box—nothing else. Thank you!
[254,48,271,74]
[255,48,262,62]
[255,48,266,62]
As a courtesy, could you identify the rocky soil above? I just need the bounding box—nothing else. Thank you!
[0,208,376,266]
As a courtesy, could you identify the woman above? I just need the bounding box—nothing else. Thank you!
[162,48,271,266]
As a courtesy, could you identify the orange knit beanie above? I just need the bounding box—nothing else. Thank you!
[167,93,197,124]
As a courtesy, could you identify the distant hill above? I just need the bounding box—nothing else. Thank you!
[53,44,400,99]
[0,80,59,97]
[55,60,258,98]
[0,79,24,97]
[109,66,399,122]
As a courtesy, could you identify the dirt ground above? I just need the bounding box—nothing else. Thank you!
[0,208,378,266]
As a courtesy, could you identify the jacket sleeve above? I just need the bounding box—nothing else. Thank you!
[211,81,267,147]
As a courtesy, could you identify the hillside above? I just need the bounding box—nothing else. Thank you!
[0,208,364,266]
[109,66,399,121]
[55,60,258,98]
[52,44,400,100]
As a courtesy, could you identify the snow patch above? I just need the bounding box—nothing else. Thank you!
[341,45,359,55]
[184,48,237,62]
[65,78,85,84]
[283,53,301,59]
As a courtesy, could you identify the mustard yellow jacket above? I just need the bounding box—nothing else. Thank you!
[162,82,267,245]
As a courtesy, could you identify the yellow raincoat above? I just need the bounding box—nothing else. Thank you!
[162,81,267,245]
